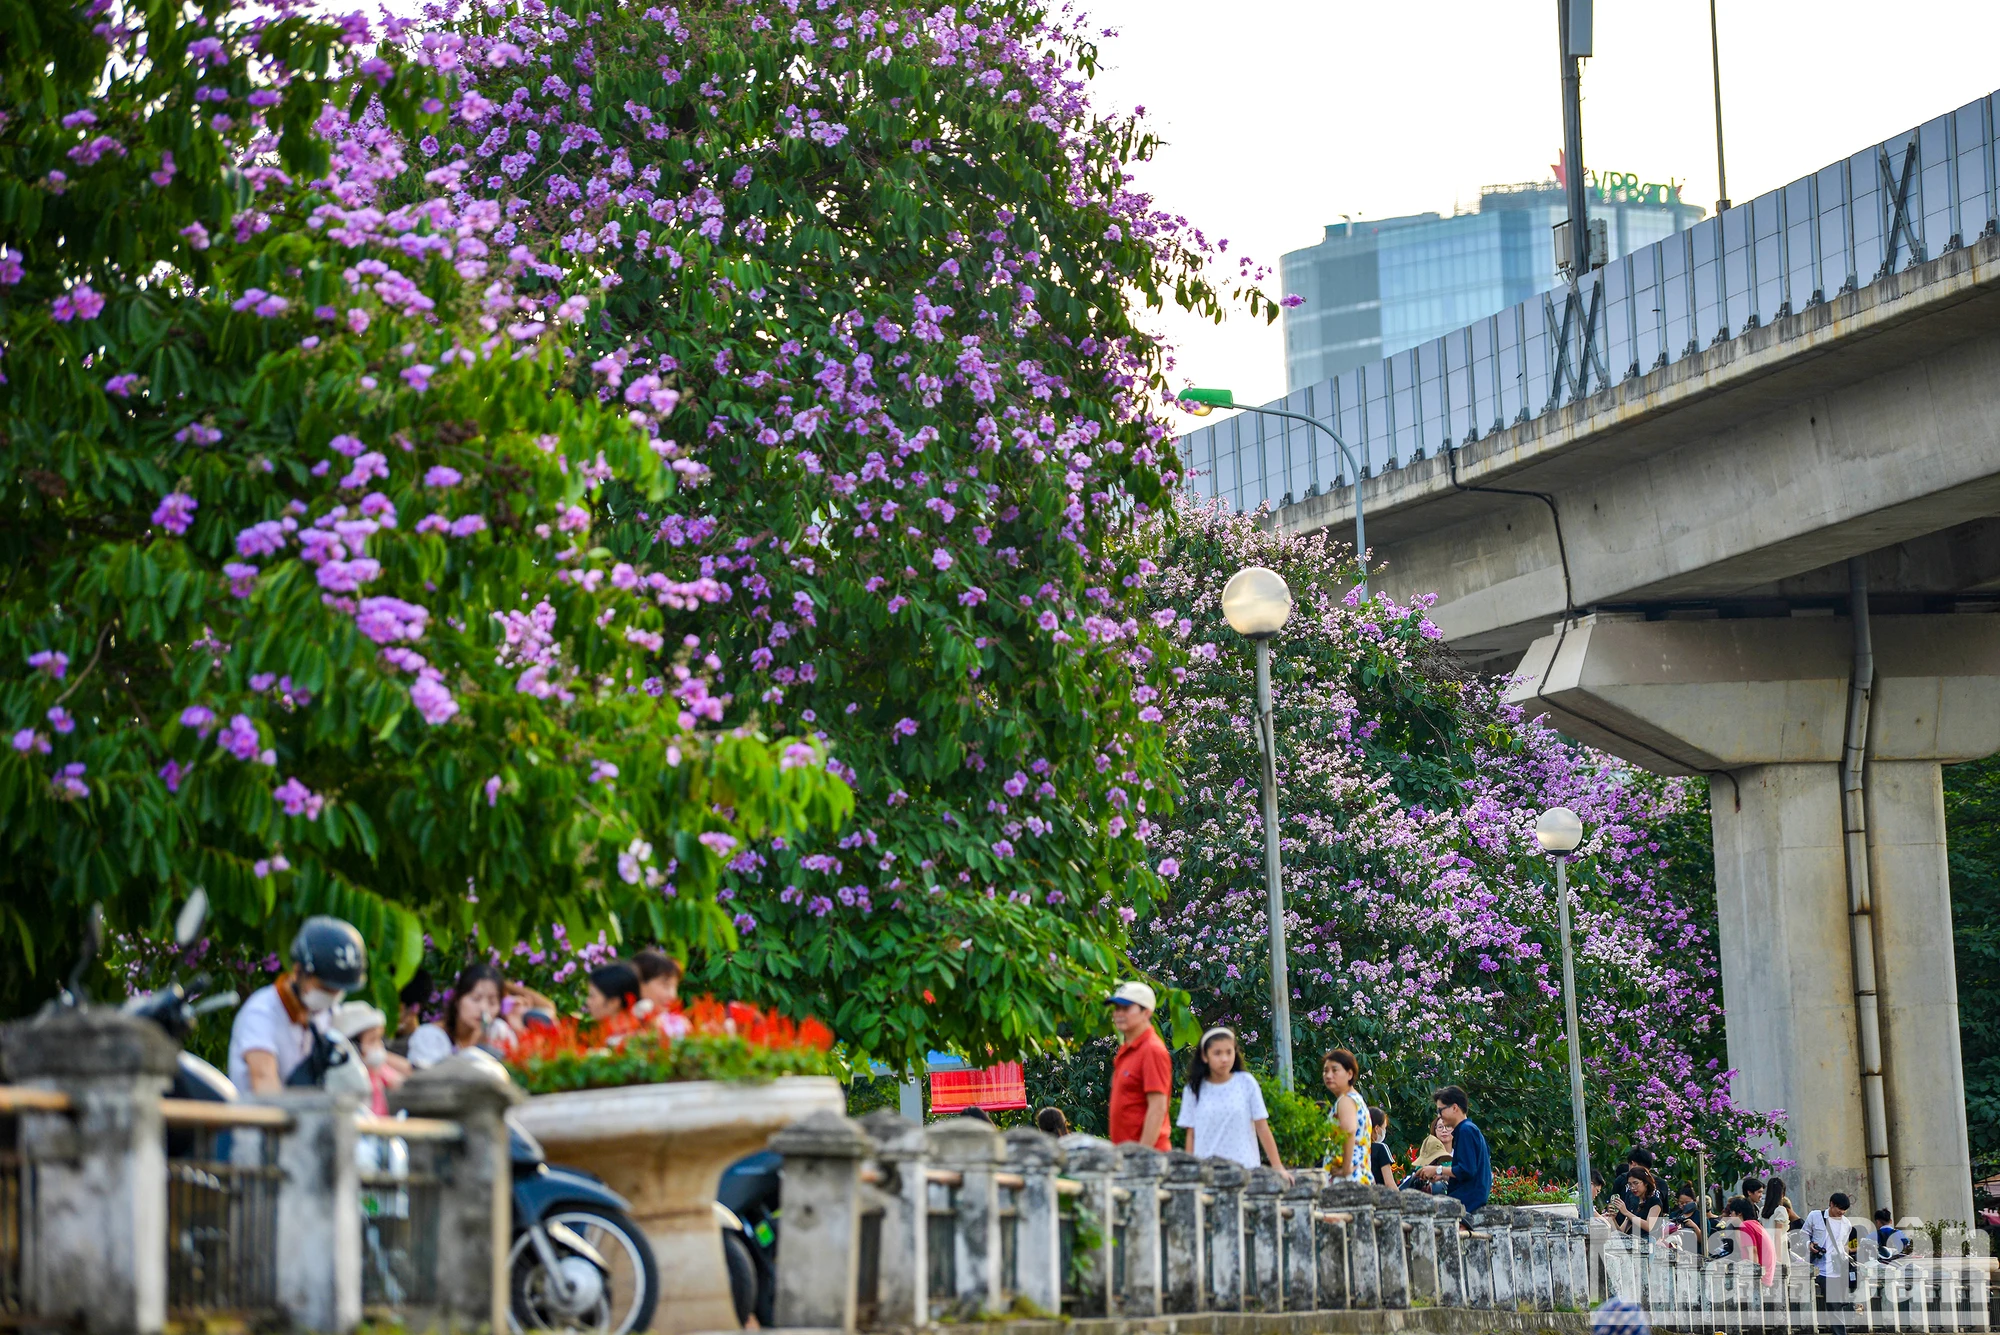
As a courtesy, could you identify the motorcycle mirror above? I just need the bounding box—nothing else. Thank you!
[174,888,209,946]
[190,991,240,1018]
[65,903,104,1006]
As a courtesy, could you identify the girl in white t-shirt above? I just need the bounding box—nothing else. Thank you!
[1175,1026,1292,1179]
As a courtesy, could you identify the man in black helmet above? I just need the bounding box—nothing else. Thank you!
[226,917,367,1093]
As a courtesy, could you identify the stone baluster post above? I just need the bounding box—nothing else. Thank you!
[1402,1192,1440,1305]
[1282,1170,1322,1311]
[1645,1237,1671,1316]
[1866,1258,1889,1333]
[1589,1215,1615,1305]
[1669,1246,1698,1324]
[1115,1145,1167,1317]
[1244,1167,1285,1310]
[927,1117,1003,1318]
[1750,1258,1773,1330]
[1874,1258,1901,1335]
[1323,1182,1378,1307]
[247,1090,362,1333]
[1372,1186,1411,1309]
[1435,1198,1467,1307]
[1936,1250,1963,1333]
[1573,1221,1594,1310]
[1967,1237,1995,1334]
[858,1111,929,1329]
[764,1111,873,1332]
[1475,1210,1516,1309]
[1509,1209,1536,1311]
[1528,1211,1555,1310]
[1550,1219,1577,1309]
[0,1010,176,1335]
[1003,1126,1064,1318]
[1202,1160,1244,1311]
[1315,1205,1351,1309]
[1911,1256,1935,1333]
[1464,1224,1496,1310]
[1063,1139,1117,1317]
[386,1052,522,1333]
[1160,1152,1208,1313]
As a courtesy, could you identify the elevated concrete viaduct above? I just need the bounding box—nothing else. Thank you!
[1267,231,2000,1224]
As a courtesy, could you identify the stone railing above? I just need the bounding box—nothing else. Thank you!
[0,1008,513,1335]
[770,1110,1996,1333]
[770,1108,1593,1328]
[1601,1226,1996,1333]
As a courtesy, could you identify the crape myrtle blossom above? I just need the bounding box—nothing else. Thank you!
[1,0,852,1013]
[388,0,1292,1067]
[1113,499,1785,1174]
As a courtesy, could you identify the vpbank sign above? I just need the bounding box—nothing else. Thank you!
[1552,151,1685,206]
[1592,170,1684,205]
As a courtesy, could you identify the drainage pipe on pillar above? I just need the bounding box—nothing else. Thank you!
[1840,557,1894,1216]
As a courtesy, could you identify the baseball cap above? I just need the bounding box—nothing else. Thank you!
[1107,981,1157,1010]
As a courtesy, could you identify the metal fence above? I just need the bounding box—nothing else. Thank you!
[357,1116,453,1313]
[1177,87,2000,514]
[163,1107,284,1321]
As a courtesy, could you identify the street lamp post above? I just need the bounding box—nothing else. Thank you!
[1222,565,1297,1090]
[1177,388,1369,599]
[1536,805,1594,1224]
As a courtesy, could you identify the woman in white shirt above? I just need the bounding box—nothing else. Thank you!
[406,963,511,1068]
[1175,1026,1291,1180]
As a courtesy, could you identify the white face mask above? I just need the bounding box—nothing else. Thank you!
[361,1043,388,1069]
[299,984,342,1013]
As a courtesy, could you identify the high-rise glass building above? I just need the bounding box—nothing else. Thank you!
[1281,179,1707,390]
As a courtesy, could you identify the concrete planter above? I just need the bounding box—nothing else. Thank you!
[512,1075,845,1333]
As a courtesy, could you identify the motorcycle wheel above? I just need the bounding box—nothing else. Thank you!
[507,1206,659,1335]
[721,1229,758,1327]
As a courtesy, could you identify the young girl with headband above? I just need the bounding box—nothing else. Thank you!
[1175,1026,1292,1179]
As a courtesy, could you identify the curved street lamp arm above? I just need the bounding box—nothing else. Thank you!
[1214,404,1369,596]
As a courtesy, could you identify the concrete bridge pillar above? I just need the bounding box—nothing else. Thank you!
[1506,612,2000,1225]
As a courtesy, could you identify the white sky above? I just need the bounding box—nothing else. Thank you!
[1076,0,2000,409]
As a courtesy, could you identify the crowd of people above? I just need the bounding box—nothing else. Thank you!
[1041,980,1495,1216]
[1594,1144,1923,1318]
[223,916,696,1113]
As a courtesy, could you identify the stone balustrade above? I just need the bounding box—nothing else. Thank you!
[775,1110,1603,1328]
[772,1109,1996,1333]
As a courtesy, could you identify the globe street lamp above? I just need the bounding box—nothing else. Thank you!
[1536,805,1594,1223]
[1222,565,1297,1089]
[1178,388,1369,598]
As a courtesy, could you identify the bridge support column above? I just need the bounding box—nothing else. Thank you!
[1507,612,2000,1225]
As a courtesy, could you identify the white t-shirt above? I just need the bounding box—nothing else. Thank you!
[1804,1209,1857,1279]
[226,983,319,1092]
[1175,1071,1269,1169]
[406,1018,514,1068]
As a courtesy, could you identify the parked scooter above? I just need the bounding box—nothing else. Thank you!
[716,1150,781,1326]
[504,1110,660,1334]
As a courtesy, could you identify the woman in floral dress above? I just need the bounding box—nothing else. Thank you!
[1321,1047,1372,1182]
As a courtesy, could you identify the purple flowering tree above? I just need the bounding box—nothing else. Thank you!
[0,0,851,1015]
[393,0,1287,1065]
[1054,499,1785,1176]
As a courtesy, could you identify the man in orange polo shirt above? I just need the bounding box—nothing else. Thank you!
[1106,981,1172,1150]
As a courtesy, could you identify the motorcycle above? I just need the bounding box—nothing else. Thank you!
[505,1114,659,1334]
[715,1150,781,1327]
